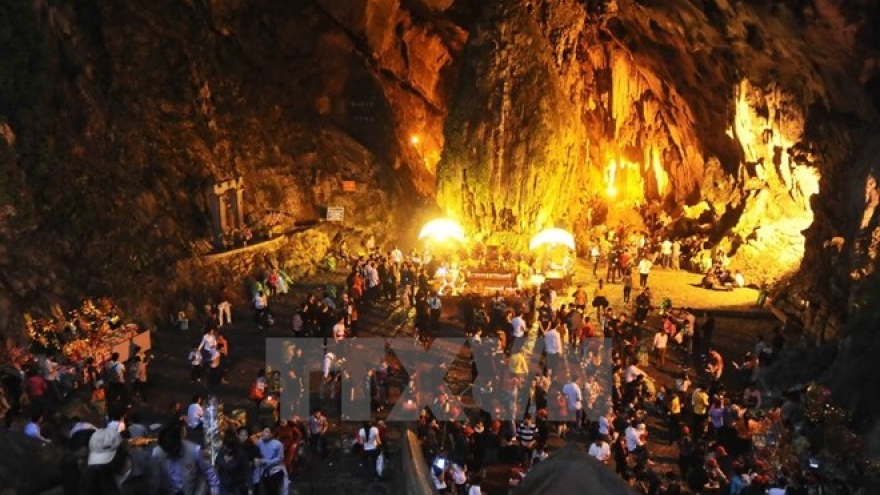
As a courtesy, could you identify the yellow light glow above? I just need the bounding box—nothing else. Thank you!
[410,135,420,145]
[419,218,465,243]
[651,149,668,196]
[607,158,618,187]
[607,185,617,197]
[529,228,576,251]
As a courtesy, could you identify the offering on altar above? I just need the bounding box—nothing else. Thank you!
[17,298,149,365]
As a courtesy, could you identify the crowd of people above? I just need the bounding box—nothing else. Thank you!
[0,230,821,495]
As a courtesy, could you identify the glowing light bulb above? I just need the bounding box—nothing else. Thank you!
[410,135,420,145]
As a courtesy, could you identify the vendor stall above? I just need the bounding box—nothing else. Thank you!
[25,300,151,364]
[12,298,152,394]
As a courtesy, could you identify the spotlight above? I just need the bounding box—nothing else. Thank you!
[410,135,420,145]
[607,186,617,197]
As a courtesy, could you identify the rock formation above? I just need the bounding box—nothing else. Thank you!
[437,0,877,291]
[0,0,466,329]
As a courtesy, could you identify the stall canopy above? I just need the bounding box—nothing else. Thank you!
[419,218,466,243]
[529,228,575,251]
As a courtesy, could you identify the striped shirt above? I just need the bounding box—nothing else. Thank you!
[517,421,537,444]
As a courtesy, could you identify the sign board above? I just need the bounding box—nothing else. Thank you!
[342,181,357,192]
[326,206,345,222]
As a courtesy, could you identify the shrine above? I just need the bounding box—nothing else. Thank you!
[207,177,245,250]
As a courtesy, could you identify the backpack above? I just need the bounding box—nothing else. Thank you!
[249,380,265,401]
[103,362,121,384]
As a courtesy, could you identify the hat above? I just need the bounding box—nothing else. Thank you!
[705,458,718,468]
[715,446,727,456]
[88,428,122,466]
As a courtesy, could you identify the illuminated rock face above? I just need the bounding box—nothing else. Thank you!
[0,0,878,337]
[436,0,588,241]
[437,0,876,289]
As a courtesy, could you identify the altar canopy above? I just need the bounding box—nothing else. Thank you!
[529,228,576,251]
[419,218,466,244]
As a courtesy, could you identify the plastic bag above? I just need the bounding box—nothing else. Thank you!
[376,452,385,477]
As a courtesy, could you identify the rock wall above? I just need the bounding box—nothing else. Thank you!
[171,226,334,315]
[436,0,877,287]
[436,0,589,240]
[0,0,464,336]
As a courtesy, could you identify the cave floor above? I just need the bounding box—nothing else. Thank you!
[128,258,778,495]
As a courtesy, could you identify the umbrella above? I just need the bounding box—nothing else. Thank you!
[419,218,466,243]
[529,228,575,251]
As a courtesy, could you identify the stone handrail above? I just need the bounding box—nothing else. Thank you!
[400,429,438,495]
[198,234,288,261]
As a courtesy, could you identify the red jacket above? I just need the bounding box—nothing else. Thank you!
[25,375,47,398]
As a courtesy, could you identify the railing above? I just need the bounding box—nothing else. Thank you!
[199,234,288,261]
[399,429,437,495]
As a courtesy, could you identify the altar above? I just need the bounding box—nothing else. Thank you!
[464,269,518,294]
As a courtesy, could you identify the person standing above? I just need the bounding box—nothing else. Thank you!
[218,285,233,327]
[198,328,222,392]
[427,292,442,335]
[130,355,149,401]
[543,324,562,377]
[342,294,359,337]
[255,426,287,495]
[149,425,220,495]
[638,257,653,288]
[253,291,269,330]
[216,437,250,495]
[216,332,230,385]
[104,353,126,411]
[691,386,710,435]
[668,392,682,442]
[622,268,634,305]
[308,409,328,457]
[248,369,268,424]
[358,420,381,480]
[333,315,346,343]
[661,239,673,268]
[671,239,681,270]
[562,376,583,433]
[23,368,49,414]
[571,285,587,313]
[652,330,668,368]
[516,413,538,466]
[625,419,648,469]
[591,279,609,322]
[188,344,203,383]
